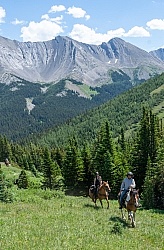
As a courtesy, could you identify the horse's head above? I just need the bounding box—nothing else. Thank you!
[130,189,139,208]
[101,181,111,192]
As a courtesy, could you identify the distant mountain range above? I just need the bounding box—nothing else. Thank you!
[0,35,164,141]
[0,35,164,87]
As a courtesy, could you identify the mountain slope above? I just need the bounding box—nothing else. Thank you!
[150,48,164,62]
[0,35,164,86]
[35,73,164,147]
[0,36,164,142]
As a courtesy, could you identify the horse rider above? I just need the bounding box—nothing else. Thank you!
[5,158,10,166]
[94,171,102,201]
[119,171,136,209]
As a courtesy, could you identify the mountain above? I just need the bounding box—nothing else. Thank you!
[150,48,164,62]
[0,35,164,141]
[0,35,164,87]
[35,73,164,148]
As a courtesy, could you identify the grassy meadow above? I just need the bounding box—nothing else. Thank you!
[0,188,163,250]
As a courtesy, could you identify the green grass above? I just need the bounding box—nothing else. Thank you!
[0,189,163,250]
[150,84,164,96]
[78,84,98,99]
[152,100,164,119]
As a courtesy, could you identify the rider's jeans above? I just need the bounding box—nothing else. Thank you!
[120,189,128,205]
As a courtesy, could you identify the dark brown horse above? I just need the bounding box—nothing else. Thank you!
[89,181,111,209]
[118,188,139,227]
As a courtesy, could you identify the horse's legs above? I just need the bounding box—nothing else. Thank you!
[99,199,103,208]
[121,209,126,220]
[94,198,97,207]
[128,211,136,227]
[106,198,109,209]
[128,211,131,220]
[132,212,136,228]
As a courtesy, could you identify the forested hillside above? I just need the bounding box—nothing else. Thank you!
[36,73,164,148]
[0,109,164,209]
[0,73,164,211]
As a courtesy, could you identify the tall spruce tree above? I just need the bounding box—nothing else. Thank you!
[17,170,29,189]
[92,121,115,182]
[142,157,156,208]
[82,144,94,189]
[42,147,62,190]
[0,135,12,163]
[131,108,159,191]
[62,137,84,188]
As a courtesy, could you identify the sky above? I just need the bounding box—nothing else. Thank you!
[0,0,164,52]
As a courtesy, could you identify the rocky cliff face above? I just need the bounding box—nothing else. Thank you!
[150,48,164,62]
[0,36,164,85]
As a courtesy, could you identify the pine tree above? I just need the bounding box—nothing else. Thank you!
[81,144,93,189]
[17,170,29,189]
[0,135,12,163]
[131,108,159,191]
[152,137,164,209]
[62,137,84,188]
[142,157,156,209]
[42,148,62,190]
[0,167,13,202]
[92,121,115,182]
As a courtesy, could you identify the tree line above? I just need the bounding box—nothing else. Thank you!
[0,108,163,209]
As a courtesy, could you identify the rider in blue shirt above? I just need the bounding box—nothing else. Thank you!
[119,172,136,209]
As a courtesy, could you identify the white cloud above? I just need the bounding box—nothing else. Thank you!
[147,19,164,30]
[69,24,125,45]
[20,20,64,42]
[67,6,90,20]
[124,26,150,37]
[48,5,66,13]
[85,15,90,21]
[41,14,63,24]
[0,6,6,23]
[11,18,25,25]
[41,14,49,20]
[69,24,151,45]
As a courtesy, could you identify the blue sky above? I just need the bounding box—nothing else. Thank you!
[0,0,164,51]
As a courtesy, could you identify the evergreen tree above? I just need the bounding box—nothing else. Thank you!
[131,108,159,191]
[81,144,93,189]
[0,135,12,162]
[142,157,156,209]
[17,170,28,189]
[118,128,126,152]
[92,121,115,182]
[0,167,13,202]
[152,137,164,209]
[42,148,62,190]
[62,137,84,188]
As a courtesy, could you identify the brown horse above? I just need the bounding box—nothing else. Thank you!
[89,181,111,209]
[118,188,139,227]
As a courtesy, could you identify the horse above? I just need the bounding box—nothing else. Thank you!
[89,181,111,209]
[118,188,140,227]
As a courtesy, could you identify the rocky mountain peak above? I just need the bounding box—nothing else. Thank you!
[0,35,163,85]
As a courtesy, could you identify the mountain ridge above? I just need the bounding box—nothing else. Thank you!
[0,35,164,142]
[0,35,164,86]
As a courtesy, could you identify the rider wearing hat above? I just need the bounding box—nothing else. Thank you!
[94,171,102,201]
[119,172,136,209]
